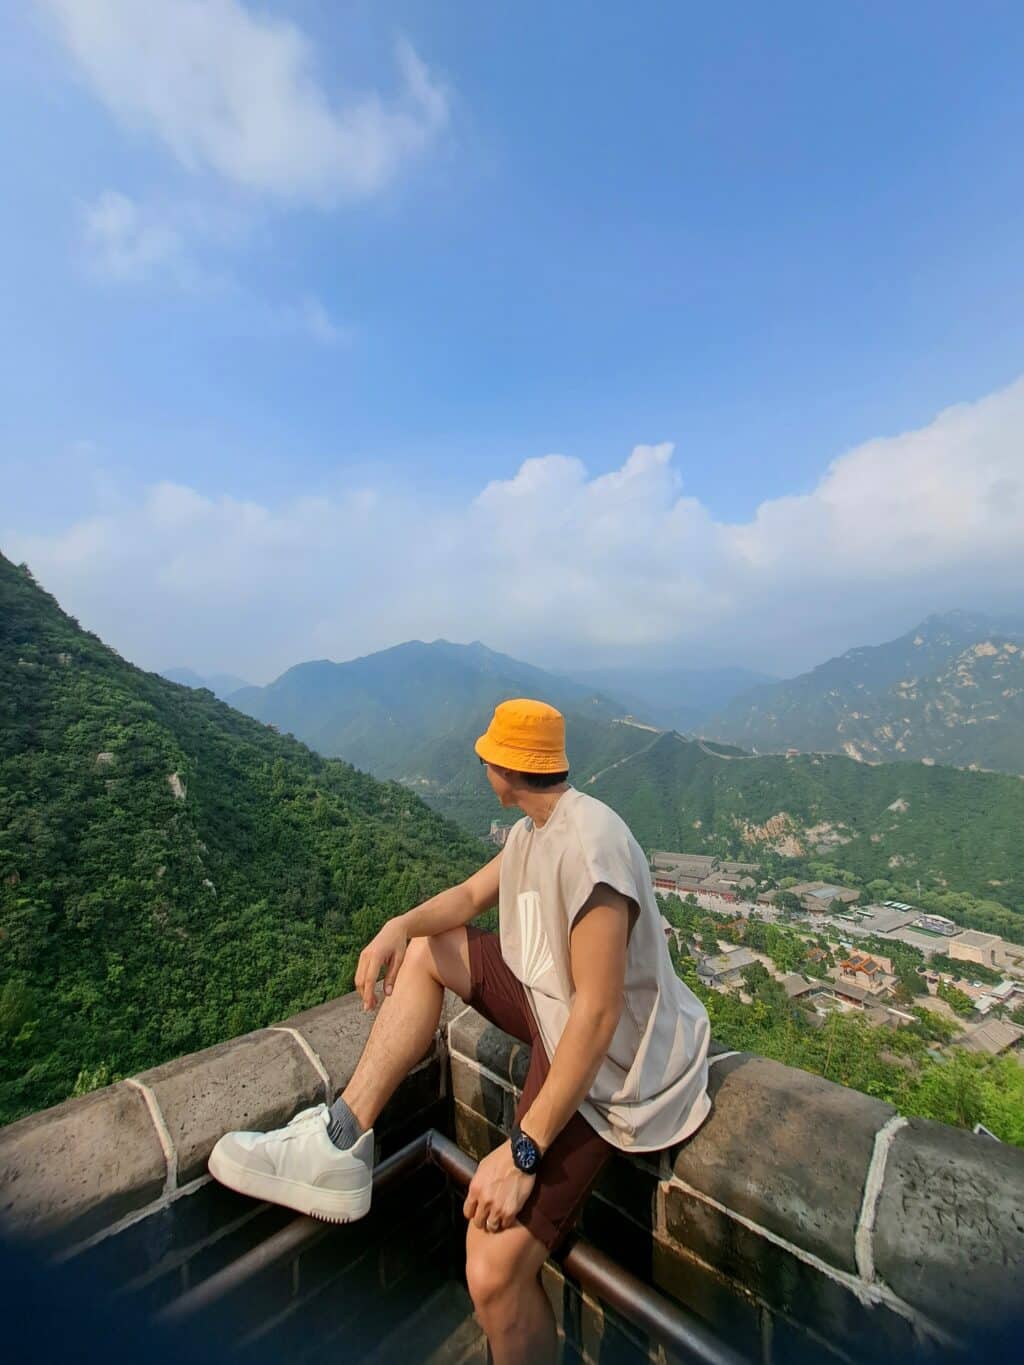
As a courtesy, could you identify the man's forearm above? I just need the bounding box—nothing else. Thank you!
[399,884,478,938]
[518,999,620,1152]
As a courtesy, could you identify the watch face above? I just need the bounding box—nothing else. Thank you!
[512,1131,538,1172]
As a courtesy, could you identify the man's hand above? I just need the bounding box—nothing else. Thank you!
[462,1141,536,1233]
[354,918,409,1011]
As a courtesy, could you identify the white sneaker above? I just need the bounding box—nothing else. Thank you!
[208,1104,374,1223]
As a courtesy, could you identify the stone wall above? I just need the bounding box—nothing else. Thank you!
[3,991,1023,1365]
[0,993,449,1256]
[448,1006,1024,1365]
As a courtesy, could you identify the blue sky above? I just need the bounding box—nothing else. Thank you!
[2,2,1023,681]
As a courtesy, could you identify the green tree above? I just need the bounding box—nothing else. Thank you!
[937,981,975,1018]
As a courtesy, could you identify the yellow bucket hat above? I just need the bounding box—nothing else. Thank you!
[475,698,569,773]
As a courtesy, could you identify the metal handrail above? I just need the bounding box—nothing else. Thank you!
[158,1129,749,1365]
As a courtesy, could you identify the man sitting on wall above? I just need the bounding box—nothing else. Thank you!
[209,699,711,1365]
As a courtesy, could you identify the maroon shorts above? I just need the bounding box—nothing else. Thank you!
[464,926,613,1252]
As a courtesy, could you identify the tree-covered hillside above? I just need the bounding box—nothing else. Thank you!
[706,611,1024,774]
[588,730,1024,936]
[229,639,657,834]
[0,556,485,1124]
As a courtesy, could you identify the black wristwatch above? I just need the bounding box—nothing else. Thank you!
[511,1124,542,1175]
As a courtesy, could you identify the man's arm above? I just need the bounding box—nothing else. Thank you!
[463,883,631,1231]
[354,850,503,1009]
[517,884,631,1150]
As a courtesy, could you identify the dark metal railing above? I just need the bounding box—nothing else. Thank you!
[157,1129,748,1365]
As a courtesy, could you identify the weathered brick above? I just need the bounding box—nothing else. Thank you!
[662,1182,915,1354]
[449,1007,531,1088]
[671,1051,894,1273]
[377,1054,444,1134]
[0,1082,166,1246]
[651,1238,762,1362]
[136,1028,323,1185]
[592,1155,659,1238]
[450,1055,514,1131]
[76,1176,271,1294]
[453,1099,506,1165]
[873,1116,1024,1335]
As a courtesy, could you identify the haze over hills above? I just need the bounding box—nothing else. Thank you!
[228,639,661,830]
[585,729,1024,939]
[0,555,483,1123]
[161,666,252,700]
[704,611,1024,775]
[557,665,775,734]
[223,628,1024,937]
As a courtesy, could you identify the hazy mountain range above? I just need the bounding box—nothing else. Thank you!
[6,555,1024,1129]
[704,610,1024,774]
[225,639,655,831]
[160,666,252,700]
[556,664,774,733]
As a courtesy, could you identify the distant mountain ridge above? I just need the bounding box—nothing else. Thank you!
[558,664,775,733]
[704,611,1024,774]
[228,639,662,831]
[161,666,252,700]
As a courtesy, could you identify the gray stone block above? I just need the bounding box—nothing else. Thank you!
[671,1051,894,1273]
[873,1116,1024,1333]
[662,1182,917,1355]
[377,1054,444,1134]
[448,1007,532,1089]
[651,1239,762,1363]
[450,1055,514,1131]
[279,994,444,1102]
[136,1028,324,1185]
[275,993,376,1098]
[0,1083,166,1245]
[453,1099,506,1165]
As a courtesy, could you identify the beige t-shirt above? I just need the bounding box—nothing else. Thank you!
[498,786,711,1152]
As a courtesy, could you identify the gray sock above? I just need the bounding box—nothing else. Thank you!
[326,1096,364,1150]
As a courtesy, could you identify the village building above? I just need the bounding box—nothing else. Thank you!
[780,973,819,1000]
[831,979,871,1010]
[948,930,1003,971]
[648,850,759,904]
[696,946,759,989]
[788,881,861,913]
[958,1019,1024,1057]
[834,952,894,997]
[913,912,959,936]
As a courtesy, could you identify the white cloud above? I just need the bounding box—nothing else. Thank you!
[42,0,449,204]
[6,378,1024,680]
[81,191,185,281]
[294,295,351,347]
[79,191,353,346]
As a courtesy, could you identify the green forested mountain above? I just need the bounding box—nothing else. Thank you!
[586,730,1024,938]
[0,556,485,1124]
[229,640,656,832]
[705,611,1024,774]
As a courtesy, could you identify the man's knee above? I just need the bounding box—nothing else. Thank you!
[465,1234,516,1314]
[404,926,471,997]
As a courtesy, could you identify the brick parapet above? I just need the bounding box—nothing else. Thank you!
[3,992,1023,1363]
[0,991,453,1254]
[447,1007,1024,1364]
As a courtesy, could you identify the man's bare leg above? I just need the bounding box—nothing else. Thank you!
[341,928,473,1131]
[466,1221,556,1365]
